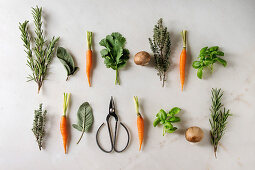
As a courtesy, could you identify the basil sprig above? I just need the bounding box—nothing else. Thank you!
[153,107,181,136]
[192,46,226,79]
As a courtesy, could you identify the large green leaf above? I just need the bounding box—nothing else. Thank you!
[72,102,93,144]
[57,47,78,79]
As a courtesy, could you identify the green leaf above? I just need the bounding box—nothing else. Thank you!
[73,102,93,144]
[72,124,83,131]
[163,122,173,129]
[168,107,181,116]
[57,47,78,79]
[209,46,219,52]
[157,109,167,121]
[216,57,227,67]
[192,61,201,69]
[165,127,177,133]
[168,116,181,123]
[200,47,208,54]
[153,117,161,127]
[216,51,224,56]
[197,68,203,79]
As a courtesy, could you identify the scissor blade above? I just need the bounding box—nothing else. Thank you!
[109,96,115,112]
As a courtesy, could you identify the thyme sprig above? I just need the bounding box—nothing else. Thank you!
[19,6,59,93]
[209,88,231,158]
[149,18,171,87]
[32,104,47,150]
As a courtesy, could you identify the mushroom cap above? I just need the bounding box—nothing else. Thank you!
[134,51,151,66]
[185,126,204,143]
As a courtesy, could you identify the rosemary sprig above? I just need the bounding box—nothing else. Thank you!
[32,104,47,150]
[149,18,171,87]
[19,6,59,93]
[209,88,231,158]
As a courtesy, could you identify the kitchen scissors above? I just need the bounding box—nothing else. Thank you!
[96,97,130,153]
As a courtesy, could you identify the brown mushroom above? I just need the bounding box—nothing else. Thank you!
[185,126,204,143]
[134,51,151,66]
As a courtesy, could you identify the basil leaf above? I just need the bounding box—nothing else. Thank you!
[57,47,78,80]
[209,46,219,52]
[153,117,161,127]
[168,107,181,116]
[73,102,94,144]
[216,57,227,67]
[168,116,181,123]
[157,109,167,121]
[192,61,201,69]
[197,68,203,79]
[165,127,177,133]
[216,51,224,56]
[163,122,173,129]
[200,47,208,54]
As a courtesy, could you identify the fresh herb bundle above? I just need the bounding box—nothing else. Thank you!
[19,6,59,93]
[192,46,226,79]
[153,107,181,136]
[149,18,171,87]
[32,104,47,150]
[99,32,130,85]
[209,88,231,158]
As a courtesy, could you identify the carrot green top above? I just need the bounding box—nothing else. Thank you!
[87,31,93,50]
[181,30,187,48]
[133,96,141,116]
[63,93,70,116]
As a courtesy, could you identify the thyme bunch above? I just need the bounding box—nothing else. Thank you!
[32,104,47,150]
[149,18,171,87]
[209,88,231,158]
[19,6,59,93]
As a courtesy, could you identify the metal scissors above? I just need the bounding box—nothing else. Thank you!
[96,97,130,153]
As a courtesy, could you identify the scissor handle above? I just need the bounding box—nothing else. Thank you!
[96,119,130,153]
[113,122,130,153]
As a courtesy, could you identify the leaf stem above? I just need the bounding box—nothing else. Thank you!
[115,69,120,85]
[77,131,85,144]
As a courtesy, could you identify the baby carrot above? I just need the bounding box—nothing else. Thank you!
[86,31,93,86]
[133,96,144,151]
[60,93,70,154]
[180,30,187,91]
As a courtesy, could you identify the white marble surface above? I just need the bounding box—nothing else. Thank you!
[0,0,255,169]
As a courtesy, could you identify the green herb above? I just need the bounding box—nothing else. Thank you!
[57,47,78,81]
[192,46,226,79]
[153,107,181,136]
[99,32,130,85]
[149,18,171,87]
[32,104,47,150]
[19,6,59,93]
[72,102,94,144]
[209,88,231,158]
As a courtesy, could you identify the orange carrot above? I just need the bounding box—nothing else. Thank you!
[134,96,144,151]
[180,30,187,91]
[60,93,70,154]
[86,31,93,86]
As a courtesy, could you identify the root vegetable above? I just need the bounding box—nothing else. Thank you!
[134,51,151,66]
[185,126,204,143]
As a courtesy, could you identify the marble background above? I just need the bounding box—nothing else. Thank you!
[0,0,254,169]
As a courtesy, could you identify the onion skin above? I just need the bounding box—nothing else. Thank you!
[134,51,151,66]
[185,126,204,143]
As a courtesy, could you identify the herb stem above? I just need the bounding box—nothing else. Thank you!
[77,131,85,144]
